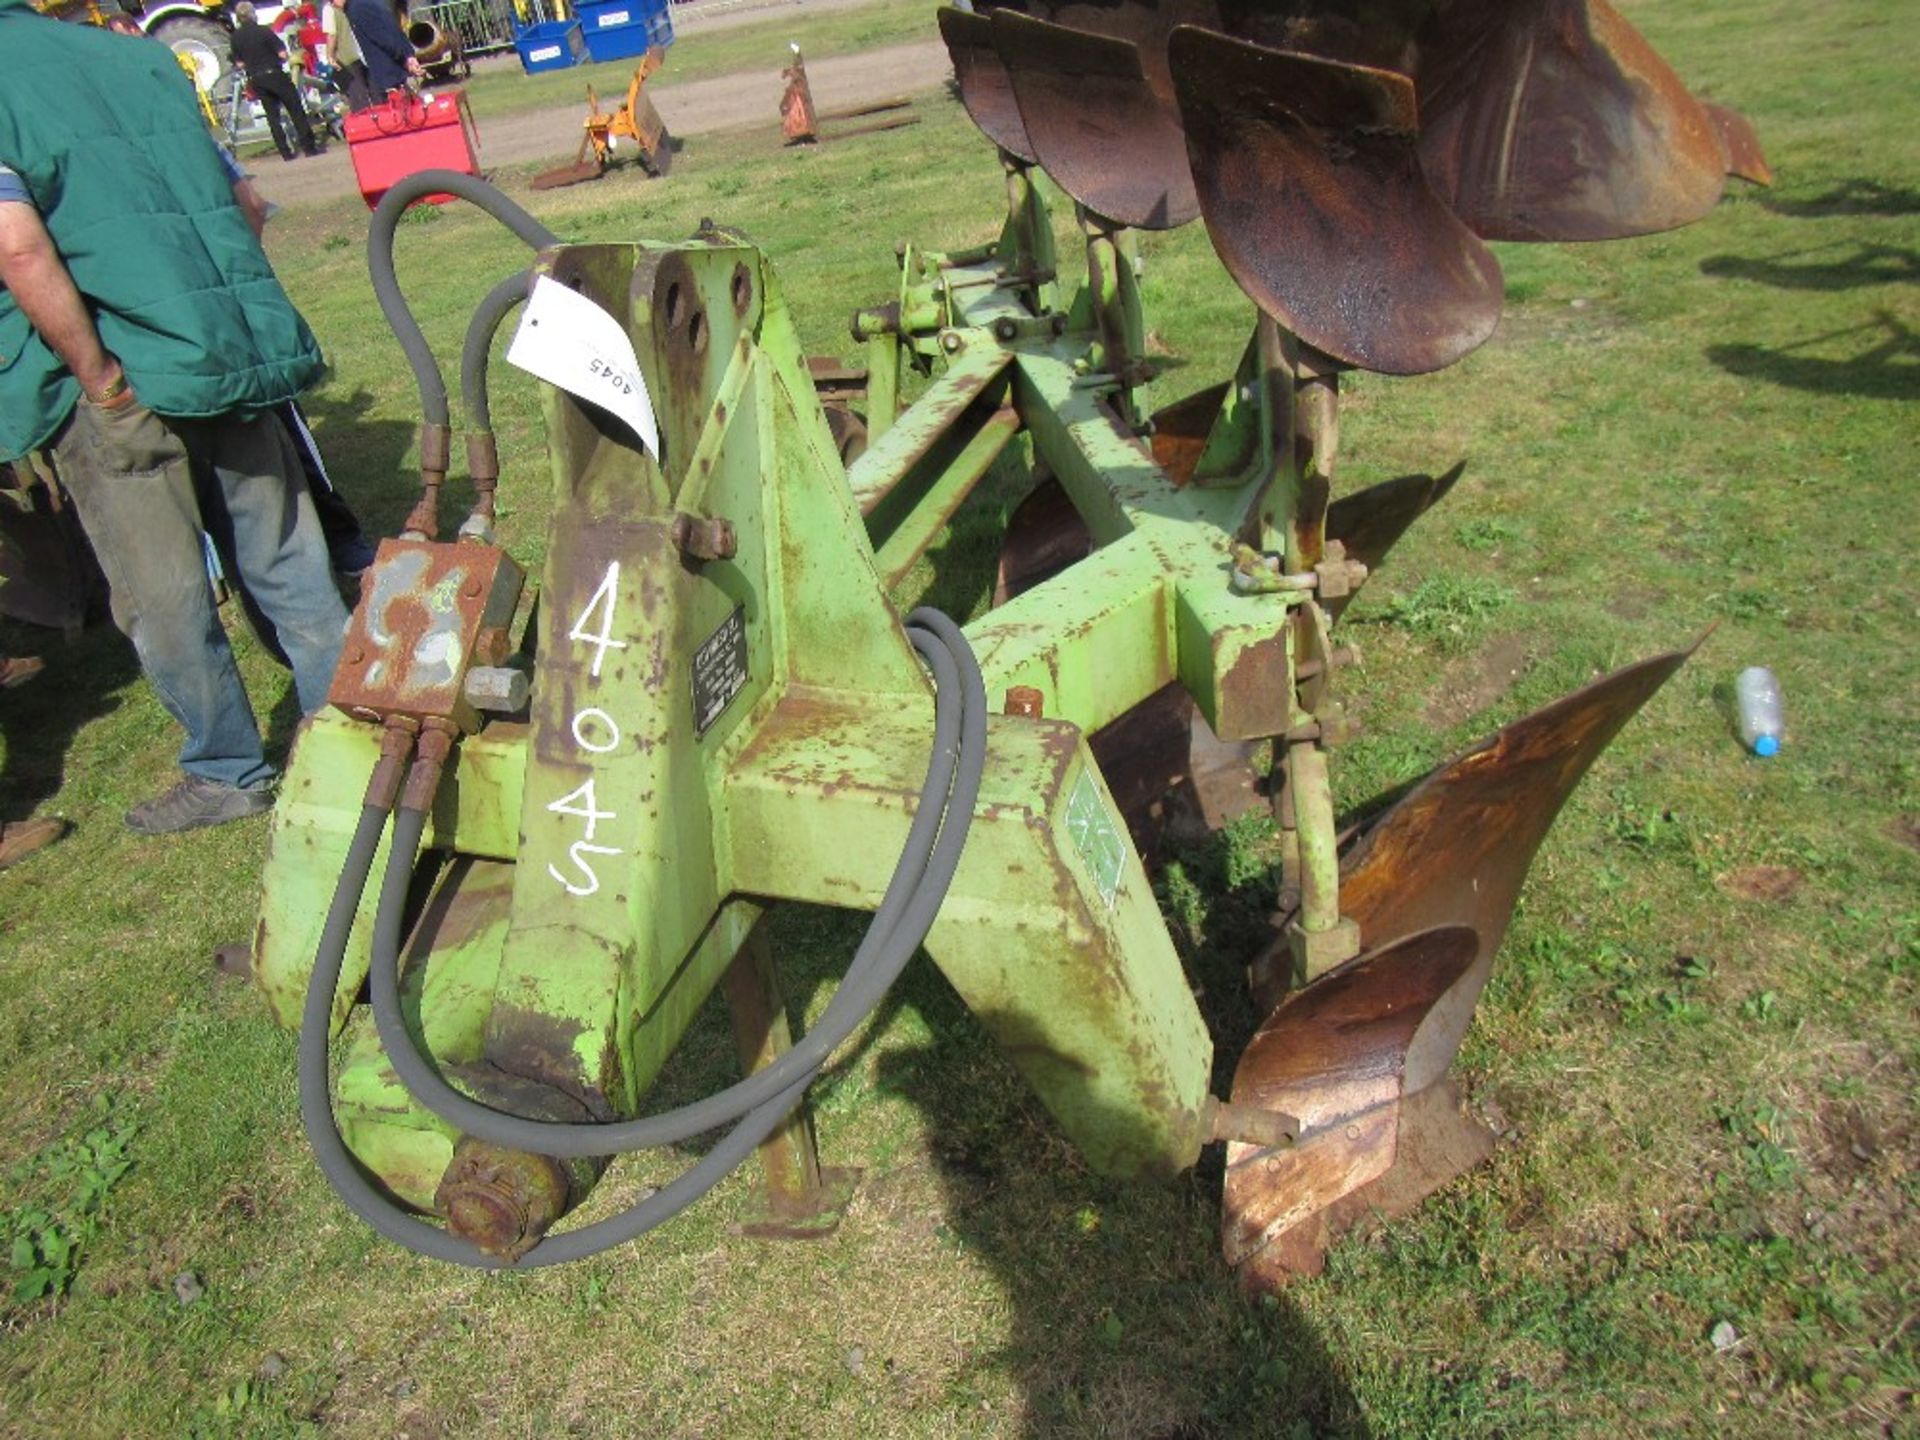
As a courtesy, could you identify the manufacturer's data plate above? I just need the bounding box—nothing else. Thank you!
[692,606,749,735]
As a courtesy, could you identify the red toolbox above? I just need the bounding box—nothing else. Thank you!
[345,92,482,210]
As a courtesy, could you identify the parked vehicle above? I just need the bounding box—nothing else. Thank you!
[36,1,292,128]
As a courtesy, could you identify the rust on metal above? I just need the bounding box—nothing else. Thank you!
[991,7,1203,230]
[329,538,524,731]
[1004,684,1046,718]
[780,49,818,144]
[1236,1077,1495,1282]
[670,512,739,562]
[1411,0,1726,241]
[1086,684,1263,858]
[721,928,860,1239]
[1331,642,1695,1094]
[1205,1095,1301,1148]
[530,159,603,192]
[1705,102,1773,186]
[1287,340,1338,572]
[1171,29,1503,374]
[1148,380,1229,487]
[1213,622,1294,742]
[436,1138,573,1260]
[1221,925,1478,1282]
[1229,644,1695,1283]
[993,477,1092,604]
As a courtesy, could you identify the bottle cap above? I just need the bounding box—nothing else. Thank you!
[1753,735,1779,758]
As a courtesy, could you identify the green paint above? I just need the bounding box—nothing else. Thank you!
[254,197,1341,1222]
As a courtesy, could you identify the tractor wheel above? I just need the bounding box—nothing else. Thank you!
[150,14,235,129]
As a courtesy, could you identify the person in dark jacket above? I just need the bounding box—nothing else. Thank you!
[344,0,421,100]
[228,1,321,161]
[325,0,374,112]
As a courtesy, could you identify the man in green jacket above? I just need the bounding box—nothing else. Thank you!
[0,2,349,834]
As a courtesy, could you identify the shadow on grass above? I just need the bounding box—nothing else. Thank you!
[1706,312,1920,401]
[1758,179,1920,219]
[299,386,427,539]
[861,962,1371,1438]
[1699,242,1920,291]
[768,816,1371,1438]
[0,618,137,824]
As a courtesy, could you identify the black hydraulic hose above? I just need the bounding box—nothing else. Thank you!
[368,172,560,430]
[460,270,531,436]
[369,614,984,1156]
[300,611,988,1266]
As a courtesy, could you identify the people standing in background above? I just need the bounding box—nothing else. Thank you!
[323,0,373,112]
[229,2,322,161]
[0,5,350,834]
[297,3,328,76]
[93,8,377,585]
[344,0,423,101]
[272,1,322,84]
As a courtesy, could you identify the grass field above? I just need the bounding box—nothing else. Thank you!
[453,0,942,123]
[1,1,1915,1436]
[230,0,937,155]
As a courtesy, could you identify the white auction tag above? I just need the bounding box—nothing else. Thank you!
[506,275,660,456]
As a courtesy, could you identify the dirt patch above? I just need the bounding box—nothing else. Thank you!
[1422,632,1533,729]
[1715,864,1803,903]
[1814,1101,1888,1176]
[250,39,951,212]
[1887,815,1920,853]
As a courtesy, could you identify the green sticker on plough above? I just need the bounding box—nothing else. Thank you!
[1067,767,1127,909]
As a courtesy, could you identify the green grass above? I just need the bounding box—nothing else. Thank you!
[2,0,1917,1435]
[230,0,940,158]
[454,0,944,123]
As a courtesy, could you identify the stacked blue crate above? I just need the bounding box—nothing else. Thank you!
[515,19,587,73]
[575,0,674,64]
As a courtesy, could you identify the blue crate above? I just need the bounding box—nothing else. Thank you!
[576,0,673,62]
[514,20,586,74]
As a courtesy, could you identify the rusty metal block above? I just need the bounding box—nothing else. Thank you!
[330,538,525,732]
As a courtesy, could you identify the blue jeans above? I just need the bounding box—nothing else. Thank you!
[52,400,348,790]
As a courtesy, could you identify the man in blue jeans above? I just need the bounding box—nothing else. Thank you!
[0,4,348,834]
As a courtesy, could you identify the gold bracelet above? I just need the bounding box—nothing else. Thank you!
[89,372,129,405]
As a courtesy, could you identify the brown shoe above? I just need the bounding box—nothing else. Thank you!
[0,817,68,869]
[0,655,44,688]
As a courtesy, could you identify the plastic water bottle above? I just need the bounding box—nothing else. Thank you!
[1735,666,1785,757]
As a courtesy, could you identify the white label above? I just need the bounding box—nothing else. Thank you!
[507,275,660,456]
[529,44,560,61]
[597,10,629,24]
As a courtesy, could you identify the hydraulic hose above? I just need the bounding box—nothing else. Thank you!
[455,269,531,539]
[460,270,531,437]
[368,171,559,431]
[300,610,988,1267]
[368,172,559,538]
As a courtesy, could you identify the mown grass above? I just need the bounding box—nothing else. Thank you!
[2,0,1915,1435]
[454,0,944,123]
[232,0,938,157]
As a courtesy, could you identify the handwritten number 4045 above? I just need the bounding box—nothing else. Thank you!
[548,562,628,898]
